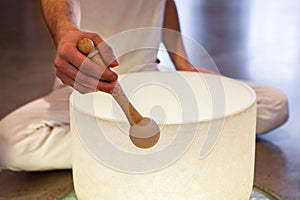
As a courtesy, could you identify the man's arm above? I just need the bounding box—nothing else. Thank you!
[41,0,80,46]
[162,0,215,74]
[40,0,119,94]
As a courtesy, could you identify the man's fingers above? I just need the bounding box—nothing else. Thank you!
[99,68,118,82]
[57,43,118,82]
[54,58,77,78]
[97,42,119,68]
[76,70,116,92]
[79,58,118,82]
[61,44,87,70]
[56,67,116,94]
[56,70,94,94]
[56,69,74,87]
[87,33,119,68]
[97,81,118,94]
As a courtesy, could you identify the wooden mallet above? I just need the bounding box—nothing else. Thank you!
[77,38,160,149]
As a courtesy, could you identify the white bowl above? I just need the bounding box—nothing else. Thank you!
[70,71,256,199]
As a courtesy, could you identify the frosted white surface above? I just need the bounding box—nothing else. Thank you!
[70,72,256,200]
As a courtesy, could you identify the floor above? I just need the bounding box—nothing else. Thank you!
[0,0,299,199]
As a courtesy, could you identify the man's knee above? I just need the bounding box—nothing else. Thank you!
[0,119,26,171]
[0,119,71,171]
[256,87,289,134]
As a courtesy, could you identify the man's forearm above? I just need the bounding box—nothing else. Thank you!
[41,0,81,46]
[163,0,193,70]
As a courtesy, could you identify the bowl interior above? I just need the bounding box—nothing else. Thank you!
[71,71,255,125]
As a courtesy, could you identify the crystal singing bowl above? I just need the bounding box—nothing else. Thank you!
[70,71,256,200]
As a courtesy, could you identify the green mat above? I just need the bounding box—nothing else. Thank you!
[58,186,280,200]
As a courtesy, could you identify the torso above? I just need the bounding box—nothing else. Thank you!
[79,0,167,73]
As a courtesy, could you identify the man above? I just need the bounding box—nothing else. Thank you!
[0,0,288,171]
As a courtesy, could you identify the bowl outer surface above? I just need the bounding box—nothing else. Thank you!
[70,71,256,199]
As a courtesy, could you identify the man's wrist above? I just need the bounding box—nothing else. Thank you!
[54,22,79,46]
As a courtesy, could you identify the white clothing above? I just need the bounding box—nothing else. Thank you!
[0,87,73,171]
[0,81,288,171]
[247,83,289,134]
[79,0,167,73]
[0,0,289,171]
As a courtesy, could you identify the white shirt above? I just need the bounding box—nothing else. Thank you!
[79,0,167,73]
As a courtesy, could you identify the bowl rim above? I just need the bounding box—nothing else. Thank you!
[70,71,256,125]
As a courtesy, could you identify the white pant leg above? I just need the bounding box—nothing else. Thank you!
[246,83,289,134]
[158,67,289,134]
[0,76,289,171]
[0,86,73,171]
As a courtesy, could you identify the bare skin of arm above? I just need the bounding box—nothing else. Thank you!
[41,0,119,94]
[162,0,215,74]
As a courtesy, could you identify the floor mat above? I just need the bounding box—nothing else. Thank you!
[58,186,280,200]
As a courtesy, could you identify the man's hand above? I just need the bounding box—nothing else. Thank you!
[180,65,217,75]
[54,30,119,94]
